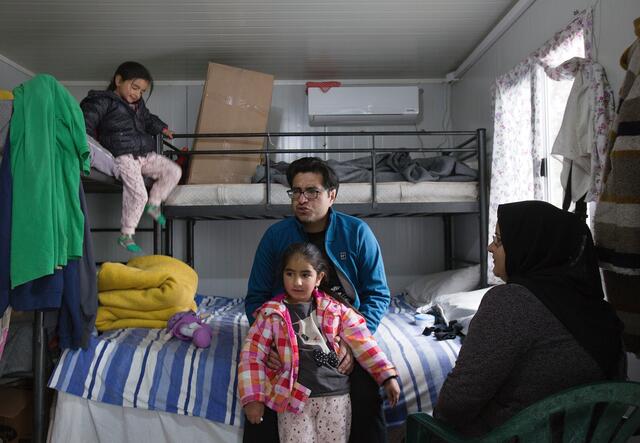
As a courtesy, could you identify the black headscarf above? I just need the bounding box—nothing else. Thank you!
[497,200,624,378]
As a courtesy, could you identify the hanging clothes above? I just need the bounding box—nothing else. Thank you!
[9,74,90,287]
[0,91,12,149]
[594,18,640,275]
[0,132,95,349]
[0,79,97,350]
[72,184,98,349]
[551,61,615,203]
[594,17,640,353]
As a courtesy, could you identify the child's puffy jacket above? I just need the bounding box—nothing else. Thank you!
[238,290,397,414]
[80,90,166,158]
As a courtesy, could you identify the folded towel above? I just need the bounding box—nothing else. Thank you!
[96,255,198,331]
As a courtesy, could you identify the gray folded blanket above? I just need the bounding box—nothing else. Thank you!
[252,152,477,186]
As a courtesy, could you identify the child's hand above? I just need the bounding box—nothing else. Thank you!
[266,345,282,370]
[162,128,174,139]
[336,336,354,375]
[244,401,265,424]
[383,377,400,408]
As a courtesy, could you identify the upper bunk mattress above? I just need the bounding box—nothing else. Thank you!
[164,181,478,206]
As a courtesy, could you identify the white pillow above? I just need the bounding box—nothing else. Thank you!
[87,134,120,178]
[404,265,480,308]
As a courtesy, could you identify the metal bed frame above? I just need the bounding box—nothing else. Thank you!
[156,128,489,286]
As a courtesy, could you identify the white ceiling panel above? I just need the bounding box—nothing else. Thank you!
[0,0,518,81]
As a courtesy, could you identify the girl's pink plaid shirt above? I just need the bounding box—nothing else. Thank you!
[238,290,397,414]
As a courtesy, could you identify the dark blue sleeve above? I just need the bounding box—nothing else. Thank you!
[0,135,12,316]
[245,230,279,324]
[58,259,83,349]
[355,222,391,333]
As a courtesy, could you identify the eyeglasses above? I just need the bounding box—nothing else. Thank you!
[286,188,327,200]
[492,234,502,247]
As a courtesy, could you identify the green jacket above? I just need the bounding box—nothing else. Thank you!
[10,74,90,287]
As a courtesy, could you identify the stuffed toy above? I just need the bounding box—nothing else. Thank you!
[167,311,213,348]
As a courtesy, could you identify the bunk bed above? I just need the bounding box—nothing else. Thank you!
[43,128,490,442]
[80,129,489,273]
[159,129,489,286]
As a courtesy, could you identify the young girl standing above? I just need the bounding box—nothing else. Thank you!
[238,242,400,443]
[81,61,181,252]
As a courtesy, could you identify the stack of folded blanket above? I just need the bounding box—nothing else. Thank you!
[96,255,198,331]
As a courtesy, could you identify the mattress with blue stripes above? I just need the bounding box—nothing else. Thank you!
[48,294,460,428]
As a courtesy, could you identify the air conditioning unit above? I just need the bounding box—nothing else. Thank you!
[307,86,420,126]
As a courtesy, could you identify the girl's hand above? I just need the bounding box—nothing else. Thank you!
[336,336,354,374]
[266,345,282,370]
[162,128,174,139]
[244,401,265,424]
[383,377,400,408]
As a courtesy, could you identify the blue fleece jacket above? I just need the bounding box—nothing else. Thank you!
[246,209,390,333]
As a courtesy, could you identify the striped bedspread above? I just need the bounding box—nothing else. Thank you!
[49,294,460,428]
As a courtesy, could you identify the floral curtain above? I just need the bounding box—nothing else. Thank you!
[487,9,614,282]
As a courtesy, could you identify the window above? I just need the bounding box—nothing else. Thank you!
[488,10,599,282]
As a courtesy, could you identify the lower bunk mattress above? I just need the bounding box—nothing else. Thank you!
[48,391,240,443]
[164,181,478,206]
[48,295,461,437]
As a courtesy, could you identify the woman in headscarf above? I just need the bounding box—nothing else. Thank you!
[433,200,625,437]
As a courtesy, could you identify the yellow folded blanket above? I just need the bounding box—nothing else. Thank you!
[96,255,198,332]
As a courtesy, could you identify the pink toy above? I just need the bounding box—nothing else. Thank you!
[167,311,213,348]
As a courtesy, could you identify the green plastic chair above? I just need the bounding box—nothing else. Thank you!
[406,381,640,443]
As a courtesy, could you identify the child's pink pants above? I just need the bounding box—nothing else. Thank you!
[277,394,351,443]
[115,152,181,235]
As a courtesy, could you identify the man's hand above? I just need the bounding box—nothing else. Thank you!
[162,128,174,139]
[336,336,355,374]
[383,377,401,408]
[244,401,265,425]
[266,345,282,370]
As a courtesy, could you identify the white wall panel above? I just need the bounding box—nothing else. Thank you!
[0,59,30,90]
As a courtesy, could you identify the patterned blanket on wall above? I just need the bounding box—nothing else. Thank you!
[594,17,640,353]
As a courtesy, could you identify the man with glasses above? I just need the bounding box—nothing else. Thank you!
[244,157,391,443]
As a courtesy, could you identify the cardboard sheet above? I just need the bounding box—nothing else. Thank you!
[188,63,274,184]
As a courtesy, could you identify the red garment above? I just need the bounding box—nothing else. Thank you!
[305,81,342,94]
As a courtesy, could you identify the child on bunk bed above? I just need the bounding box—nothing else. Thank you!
[238,242,400,443]
[80,61,181,252]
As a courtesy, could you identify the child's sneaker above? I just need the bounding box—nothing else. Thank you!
[118,234,142,253]
[144,204,166,226]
